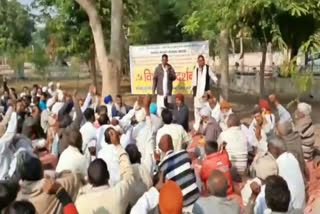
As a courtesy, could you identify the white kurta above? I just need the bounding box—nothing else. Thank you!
[80,121,97,164]
[156,123,191,152]
[277,152,306,210]
[192,65,218,131]
[97,143,121,186]
[56,146,88,177]
[0,112,17,180]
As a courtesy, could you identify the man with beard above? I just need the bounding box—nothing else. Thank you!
[197,106,222,143]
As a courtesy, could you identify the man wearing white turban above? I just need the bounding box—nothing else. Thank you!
[295,102,315,161]
[197,106,222,143]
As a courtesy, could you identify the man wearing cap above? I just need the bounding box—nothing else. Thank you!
[294,102,315,161]
[149,103,163,136]
[152,54,176,115]
[192,55,218,131]
[164,94,189,132]
[219,100,233,131]
[198,106,222,143]
[243,151,278,213]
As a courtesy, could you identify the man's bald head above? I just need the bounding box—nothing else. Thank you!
[207,170,229,197]
[159,134,174,153]
[227,114,240,128]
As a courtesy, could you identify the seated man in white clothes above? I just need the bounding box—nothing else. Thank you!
[217,114,248,181]
[268,136,306,210]
[249,108,268,154]
[219,100,233,131]
[156,108,191,152]
[80,108,97,165]
[56,130,88,177]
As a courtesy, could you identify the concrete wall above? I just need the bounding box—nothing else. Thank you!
[229,74,320,101]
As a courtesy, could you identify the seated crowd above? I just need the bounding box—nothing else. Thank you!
[0,79,320,214]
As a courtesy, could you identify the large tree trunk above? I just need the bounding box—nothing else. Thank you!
[110,0,123,93]
[75,0,120,98]
[219,29,229,101]
[230,35,235,57]
[260,43,267,98]
[89,45,98,90]
[239,37,245,72]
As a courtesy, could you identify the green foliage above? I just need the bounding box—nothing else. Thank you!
[31,46,51,78]
[0,0,35,54]
[33,0,111,61]
[70,57,81,73]
[128,0,193,44]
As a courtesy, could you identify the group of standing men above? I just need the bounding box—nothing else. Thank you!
[152,54,218,130]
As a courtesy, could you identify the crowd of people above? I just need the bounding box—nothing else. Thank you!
[0,55,320,214]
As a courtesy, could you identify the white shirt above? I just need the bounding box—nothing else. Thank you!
[219,109,233,131]
[277,152,306,210]
[136,116,155,174]
[0,112,17,179]
[97,143,121,186]
[162,65,168,96]
[80,121,97,163]
[211,102,221,122]
[130,187,159,214]
[217,126,248,173]
[156,123,191,152]
[56,146,88,177]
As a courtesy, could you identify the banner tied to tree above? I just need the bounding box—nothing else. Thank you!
[129,41,209,94]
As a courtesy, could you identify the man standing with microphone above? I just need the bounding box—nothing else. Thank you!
[152,54,176,115]
[192,55,218,131]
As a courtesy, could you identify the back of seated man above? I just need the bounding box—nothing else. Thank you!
[200,141,233,196]
[265,175,303,214]
[193,170,240,214]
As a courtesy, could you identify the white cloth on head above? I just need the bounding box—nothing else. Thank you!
[297,102,312,116]
[200,106,212,117]
[276,152,306,210]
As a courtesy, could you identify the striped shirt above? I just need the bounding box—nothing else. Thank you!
[297,119,316,161]
[159,150,200,206]
[296,116,315,160]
